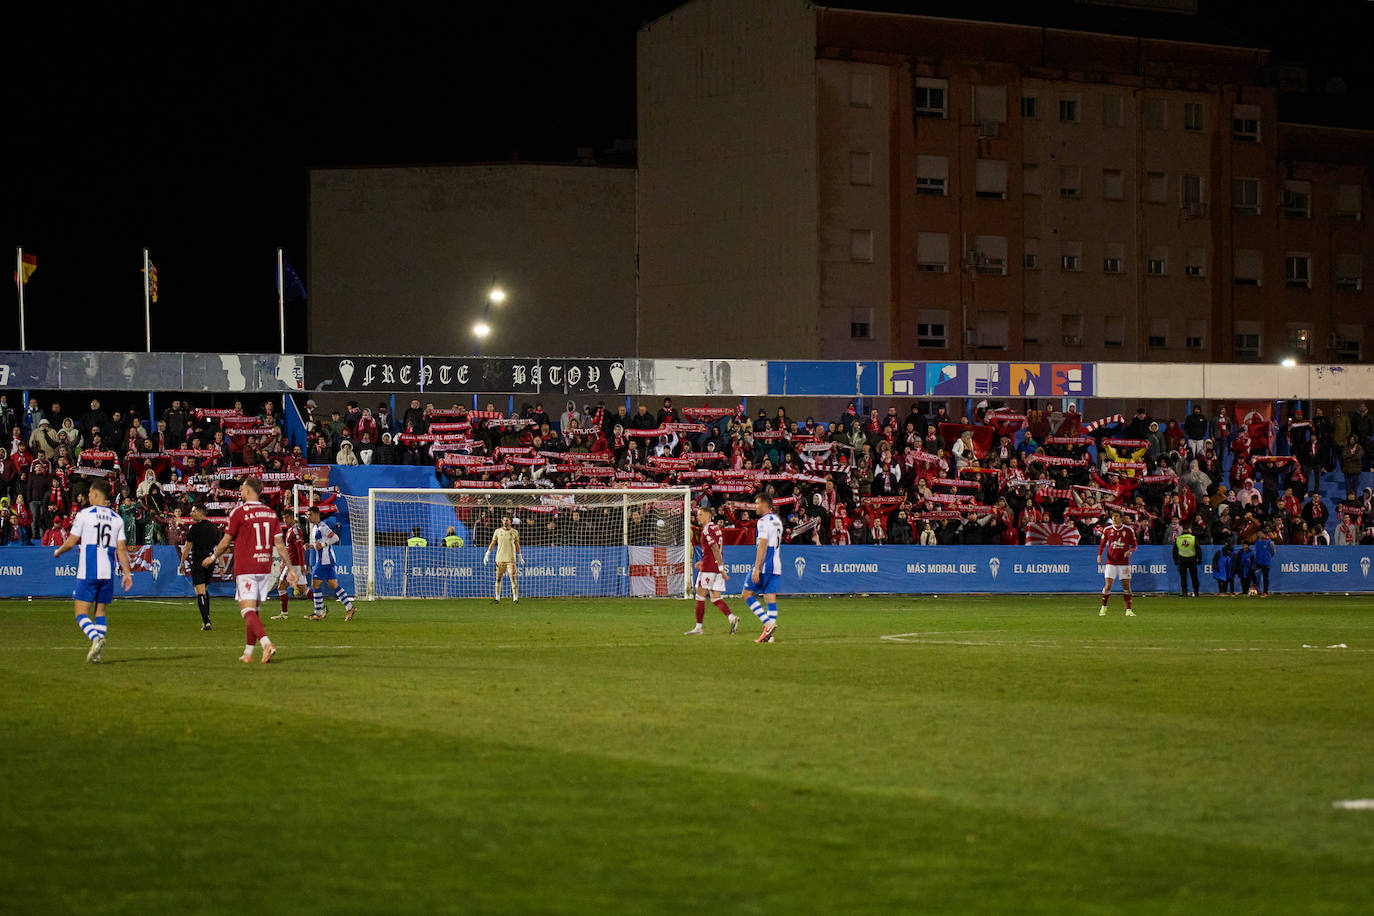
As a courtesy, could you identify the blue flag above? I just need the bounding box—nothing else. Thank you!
[277,258,307,302]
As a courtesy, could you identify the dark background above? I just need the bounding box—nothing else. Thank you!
[4,1,1370,354]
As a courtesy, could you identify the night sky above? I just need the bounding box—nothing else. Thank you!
[5,1,1370,356]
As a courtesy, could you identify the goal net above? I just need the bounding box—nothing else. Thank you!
[345,488,693,600]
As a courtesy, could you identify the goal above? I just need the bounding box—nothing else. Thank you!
[345,488,693,600]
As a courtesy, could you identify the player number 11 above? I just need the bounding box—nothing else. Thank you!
[253,521,274,551]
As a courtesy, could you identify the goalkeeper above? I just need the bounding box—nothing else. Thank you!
[484,516,522,603]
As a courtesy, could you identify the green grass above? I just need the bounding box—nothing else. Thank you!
[1,594,1372,915]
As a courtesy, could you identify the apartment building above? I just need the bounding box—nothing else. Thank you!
[637,0,1372,362]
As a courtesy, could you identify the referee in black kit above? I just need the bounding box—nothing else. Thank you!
[181,504,222,630]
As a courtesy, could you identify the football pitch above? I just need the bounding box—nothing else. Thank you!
[1,595,1371,915]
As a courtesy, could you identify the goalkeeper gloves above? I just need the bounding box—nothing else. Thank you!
[483,551,490,564]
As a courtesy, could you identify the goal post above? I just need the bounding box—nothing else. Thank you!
[345,488,693,601]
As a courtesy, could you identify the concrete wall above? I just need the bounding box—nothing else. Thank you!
[308,164,635,358]
[636,0,820,359]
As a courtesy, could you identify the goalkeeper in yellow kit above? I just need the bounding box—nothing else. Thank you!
[484,516,522,603]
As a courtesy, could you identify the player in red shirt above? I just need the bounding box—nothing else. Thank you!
[686,506,739,635]
[1097,507,1139,617]
[205,477,297,663]
[270,506,308,621]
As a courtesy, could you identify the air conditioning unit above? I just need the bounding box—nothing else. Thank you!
[1182,201,1208,219]
[976,120,1000,138]
[1062,334,1083,346]
[1335,276,1362,290]
[965,250,981,268]
[976,257,1005,275]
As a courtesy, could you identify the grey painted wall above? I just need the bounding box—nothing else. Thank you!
[308,164,636,358]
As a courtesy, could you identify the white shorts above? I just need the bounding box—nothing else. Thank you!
[695,571,726,593]
[278,564,305,585]
[1102,564,1132,581]
[236,573,275,606]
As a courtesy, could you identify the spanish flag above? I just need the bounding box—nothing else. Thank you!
[13,252,36,289]
[143,260,159,302]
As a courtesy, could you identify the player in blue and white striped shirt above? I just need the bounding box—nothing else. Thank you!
[741,493,783,643]
[53,479,134,663]
[305,505,355,621]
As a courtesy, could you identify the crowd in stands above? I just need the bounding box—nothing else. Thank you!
[304,394,1374,549]
[3,390,1371,551]
[0,394,306,548]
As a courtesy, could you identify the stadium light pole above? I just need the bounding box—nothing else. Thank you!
[473,283,505,357]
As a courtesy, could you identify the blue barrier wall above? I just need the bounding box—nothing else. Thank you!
[2,545,1372,598]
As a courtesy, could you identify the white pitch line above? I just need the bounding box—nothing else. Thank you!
[0,645,458,652]
[1332,799,1374,810]
[879,634,1372,653]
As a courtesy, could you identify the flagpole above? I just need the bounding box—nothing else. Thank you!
[277,248,286,355]
[143,248,152,352]
[15,247,25,350]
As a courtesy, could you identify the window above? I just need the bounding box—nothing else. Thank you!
[1334,324,1363,360]
[1102,93,1123,128]
[1233,178,1261,214]
[974,235,1008,275]
[1021,95,1038,119]
[1061,313,1084,346]
[1059,166,1081,198]
[1335,183,1362,219]
[1148,317,1169,349]
[916,309,948,348]
[849,73,873,108]
[1234,249,1262,286]
[1232,104,1261,142]
[1285,252,1311,289]
[975,160,1009,199]
[1061,240,1083,272]
[1186,247,1206,277]
[1022,164,1039,195]
[1186,319,1206,350]
[1146,172,1167,204]
[1283,180,1311,218]
[1059,96,1080,123]
[850,307,873,340]
[1103,242,1125,275]
[1148,246,1168,276]
[849,151,873,186]
[1234,320,1263,360]
[915,78,947,117]
[1181,174,1204,210]
[975,85,1007,123]
[1102,169,1124,201]
[1104,314,1126,348]
[1183,101,1204,132]
[1286,323,1313,357]
[1143,98,1167,131]
[1335,253,1364,291]
[850,229,873,262]
[916,155,948,196]
[916,232,949,272]
[976,310,1010,349]
[1023,237,1039,270]
[1023,312,1042,345]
